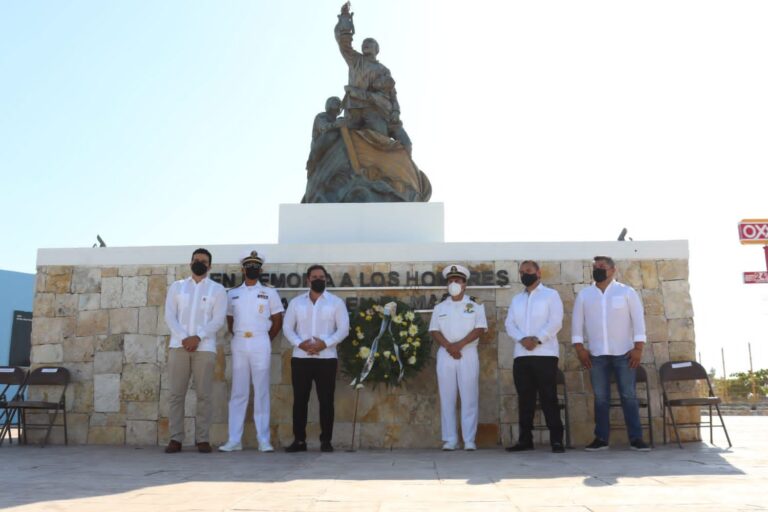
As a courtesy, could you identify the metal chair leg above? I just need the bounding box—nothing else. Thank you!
[713,403,732,448]
[667,405,683,449]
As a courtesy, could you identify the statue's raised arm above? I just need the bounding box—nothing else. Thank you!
[335,2,360,65]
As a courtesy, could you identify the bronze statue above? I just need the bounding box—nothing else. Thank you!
[301,3,430,203]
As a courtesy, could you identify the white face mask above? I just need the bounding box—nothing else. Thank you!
[448,281,463,297]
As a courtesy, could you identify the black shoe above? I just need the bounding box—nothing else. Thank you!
[505,443,534,452]
[584,438,609,452]
[164,440,182,454]
[629,439,651,452]
[551,442,565,453]
[284,441,307,453]
[320,442,334,453]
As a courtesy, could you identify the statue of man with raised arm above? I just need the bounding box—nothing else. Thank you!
[334,2,412,154]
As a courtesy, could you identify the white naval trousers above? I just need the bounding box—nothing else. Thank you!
[227,335,272,445]
[436,344,479,444]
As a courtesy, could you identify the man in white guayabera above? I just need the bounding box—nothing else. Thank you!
[164,248,227,454]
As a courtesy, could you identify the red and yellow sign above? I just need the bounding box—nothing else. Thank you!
[738,219,768,245]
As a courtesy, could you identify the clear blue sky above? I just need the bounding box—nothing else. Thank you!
[1,1,767,373]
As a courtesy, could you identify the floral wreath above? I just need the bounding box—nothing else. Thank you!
[339,297,433,387]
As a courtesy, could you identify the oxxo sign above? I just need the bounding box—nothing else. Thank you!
[738,219,768,285]
[738,219,768,244]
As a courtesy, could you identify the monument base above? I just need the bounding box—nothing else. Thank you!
[32,220,696,448]
[279,202,444,244]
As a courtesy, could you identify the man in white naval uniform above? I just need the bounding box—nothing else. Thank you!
[219,250,284,452]
[429,264,488,451]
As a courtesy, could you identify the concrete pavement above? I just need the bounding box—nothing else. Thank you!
[0,416,764,512]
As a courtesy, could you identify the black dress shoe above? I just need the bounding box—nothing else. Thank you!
[551,442,565,453]
[164,440,182,453]
[284,441,307,453]
[505,443,534,452]
[320,442,334,453]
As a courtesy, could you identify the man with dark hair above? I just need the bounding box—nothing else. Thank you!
[163,248,227,453]
[572,256,650,452]
[283,264,349,452]
[504,260,565,453]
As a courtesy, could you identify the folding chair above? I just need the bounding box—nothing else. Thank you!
[531,368,572,449]
[0,366,27,446]
[8,367,70,447]
[659,360,731,449]
[609,364,654,446]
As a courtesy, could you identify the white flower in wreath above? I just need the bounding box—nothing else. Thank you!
[405,311,415,321]
[400,343,410,351]
[393,314,403,325]
[383,350,391,358]
[408,324,418,336]
[408,356,417,365]
[413,341,421,348]
[358,346,371,358]
[399,331,407,338]
[356,331,365,340]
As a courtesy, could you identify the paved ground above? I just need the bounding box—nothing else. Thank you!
[0,417,764,512]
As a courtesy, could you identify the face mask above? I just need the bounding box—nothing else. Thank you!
[520,272,538,287]
[310,279,326,293]
[244,267,260,280]
[592,268,608,283]
[447,282,463,297]
[191,261,208,276]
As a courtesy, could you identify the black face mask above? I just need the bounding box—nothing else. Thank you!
[191,261,208,276]
[244,267,260,280]
[310,279,326,293]
[520,272,538,287]
[592,268,608,283]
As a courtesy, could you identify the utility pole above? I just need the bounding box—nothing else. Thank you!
[749,342,757,408]
[721,347,728,400]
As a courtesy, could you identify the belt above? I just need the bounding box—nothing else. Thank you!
[234,331,267,339]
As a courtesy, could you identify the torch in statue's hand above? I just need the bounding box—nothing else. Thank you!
[337,2,355,37]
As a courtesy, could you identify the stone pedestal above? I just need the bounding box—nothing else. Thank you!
[31,205,697,447]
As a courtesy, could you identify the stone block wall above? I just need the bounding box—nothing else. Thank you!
[28,258,698,447]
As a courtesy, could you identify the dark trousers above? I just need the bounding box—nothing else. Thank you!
[513,356,564,446]
[291,357,338,443]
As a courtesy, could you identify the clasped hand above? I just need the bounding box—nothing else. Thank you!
[181,335,201,352]
[446,342,463,359]
[299,337,328,355]
[520,336,540,351]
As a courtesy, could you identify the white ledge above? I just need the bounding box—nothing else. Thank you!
[36,240,688,267]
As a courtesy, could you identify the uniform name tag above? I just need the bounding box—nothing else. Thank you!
[257,294,269,300]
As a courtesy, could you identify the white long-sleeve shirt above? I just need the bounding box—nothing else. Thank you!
[505,284,563,359]
[164,276,227,353]
[571,280,646,356]
[283,291,350,359]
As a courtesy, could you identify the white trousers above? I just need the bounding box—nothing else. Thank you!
[228,338,271,445]
[436,345,479,444]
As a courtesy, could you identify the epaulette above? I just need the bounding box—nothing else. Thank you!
[439,293,450,303]
[263,282,275,288]
[470,296,481,304]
